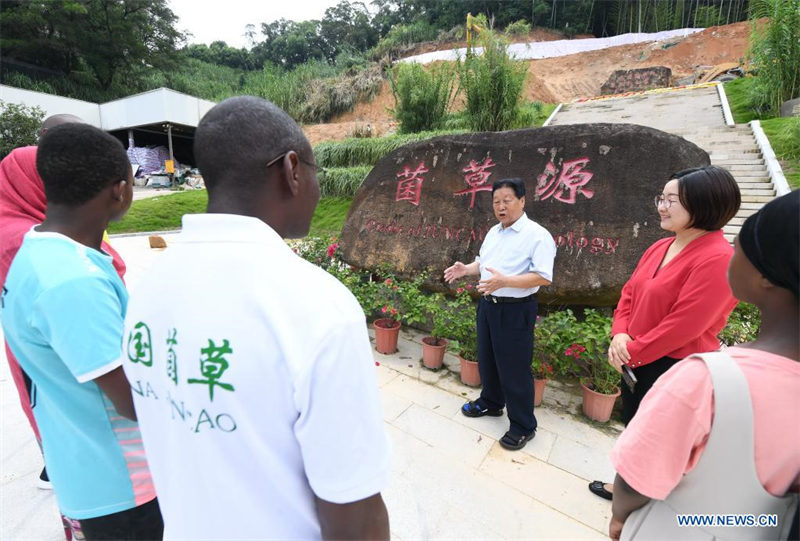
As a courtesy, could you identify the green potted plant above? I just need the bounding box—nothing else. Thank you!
[371,275,402,354]
[420,292,449,369]
[446,287,480,386]
[570,310,620,422]
[530,357,553,406]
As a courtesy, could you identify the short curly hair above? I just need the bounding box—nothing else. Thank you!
[36,123,129,206]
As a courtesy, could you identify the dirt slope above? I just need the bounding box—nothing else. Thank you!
[303,21,750,145]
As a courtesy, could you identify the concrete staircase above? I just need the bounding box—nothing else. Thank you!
[547,85,775,242]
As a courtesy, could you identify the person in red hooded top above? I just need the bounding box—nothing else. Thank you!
[0,114,127,540]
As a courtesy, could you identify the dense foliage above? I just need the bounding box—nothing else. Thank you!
[1,0,752,110]
[0,101,44,159]
[747,0,800,116]
[390,62,457,133]
[457,31,527,132]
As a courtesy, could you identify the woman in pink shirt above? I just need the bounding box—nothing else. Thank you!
[590,166,741,501]
[609,190,799,540]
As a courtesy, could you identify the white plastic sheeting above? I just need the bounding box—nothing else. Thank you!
[399,28,704,65]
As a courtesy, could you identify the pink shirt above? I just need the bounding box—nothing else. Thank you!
[611,347,800,500]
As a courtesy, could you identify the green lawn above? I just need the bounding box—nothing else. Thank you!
[760,117,800,190]
[723,77,761,124]
[108,191,353,237]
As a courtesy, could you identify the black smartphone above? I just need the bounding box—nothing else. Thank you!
[621,365,637,393]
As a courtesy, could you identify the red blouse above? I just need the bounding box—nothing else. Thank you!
[611,230,738,368]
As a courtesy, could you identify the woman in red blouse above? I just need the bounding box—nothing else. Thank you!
[589,165,741,501]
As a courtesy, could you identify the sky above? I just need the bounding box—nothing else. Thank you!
[168,0,350,49]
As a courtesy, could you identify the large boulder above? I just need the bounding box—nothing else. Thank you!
[339,123,709,306]
[600,67,672,95]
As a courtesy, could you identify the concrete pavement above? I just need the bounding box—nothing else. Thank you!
[1,232,622,540]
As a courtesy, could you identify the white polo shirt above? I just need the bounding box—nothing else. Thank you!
[122,214,390,540]
[476,213,556,297]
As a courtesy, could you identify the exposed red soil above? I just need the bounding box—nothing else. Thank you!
[303,21,751,146]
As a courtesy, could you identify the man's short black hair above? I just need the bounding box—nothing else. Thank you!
[671,166,741,230]
[194,96,309,195]
[36,124,129,206]
[492,178,526,198]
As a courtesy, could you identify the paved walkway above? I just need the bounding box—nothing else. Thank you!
[1,233,622,540]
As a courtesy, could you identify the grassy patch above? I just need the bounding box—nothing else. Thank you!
[108,190,207,234]
[108,190,352,236]
[761,117,800,189]
[314,130,467,168]
[724,78,761,124]
[309,197,352,237]
[321,166,372,197]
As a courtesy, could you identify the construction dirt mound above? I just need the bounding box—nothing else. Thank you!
[303,21,751,146]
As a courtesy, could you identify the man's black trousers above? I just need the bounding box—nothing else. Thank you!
[476,296,538,436]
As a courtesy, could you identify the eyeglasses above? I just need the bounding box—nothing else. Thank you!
[266,151,325,180]
[654,195,680,209]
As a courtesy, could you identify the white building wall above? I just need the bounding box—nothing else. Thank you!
[1,85,215,130]
[0,85,102,126]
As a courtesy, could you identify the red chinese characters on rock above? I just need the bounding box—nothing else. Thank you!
[536,156,594,204]
[395,161,430,206]
[454,157,495,209]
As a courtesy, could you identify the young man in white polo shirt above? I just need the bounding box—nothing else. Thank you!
[445,178,556,451]
[122,96,390,540]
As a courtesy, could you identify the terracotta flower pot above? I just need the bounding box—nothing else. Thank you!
[580,380,621,423]
[421,337,447,370]
[373,318,401,354]
[459,355,481,387]
[533,378,547,407]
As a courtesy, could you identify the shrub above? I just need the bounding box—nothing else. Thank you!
[505,19,531,37]
[748,0,800,115]
[300,66,383,124]
[371,21,439,61]
[457,30,527,132]
[445,288,478,361]
[718,302,761,346]
[389,62,457,133]
[0,100,45,159]
[534,308,581,378]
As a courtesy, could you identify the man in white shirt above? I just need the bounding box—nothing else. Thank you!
[445,178,556,451]
[122,96,390,540]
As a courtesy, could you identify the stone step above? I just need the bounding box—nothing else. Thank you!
[728,216,746,225]
[737,182,773,190]
[724,233,736,243]
[716,164,766,171]
[740,188,776,197]
[710,159,765,165]
[741,194,775,203]
[728,170,772,177]
[723,225,742,236]
[732,178,771,184]
[710,153,764,160]
[709,148,761,155]
[735,208,759,217]
[740,201,766,210]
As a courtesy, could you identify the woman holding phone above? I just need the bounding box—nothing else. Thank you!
[608,190,799,540]
[589,165,741,501]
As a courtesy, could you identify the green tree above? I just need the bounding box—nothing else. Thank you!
[1,0,183,90]
[320,1,378,61]
[0,101,45,159]
[748,0,800,115]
